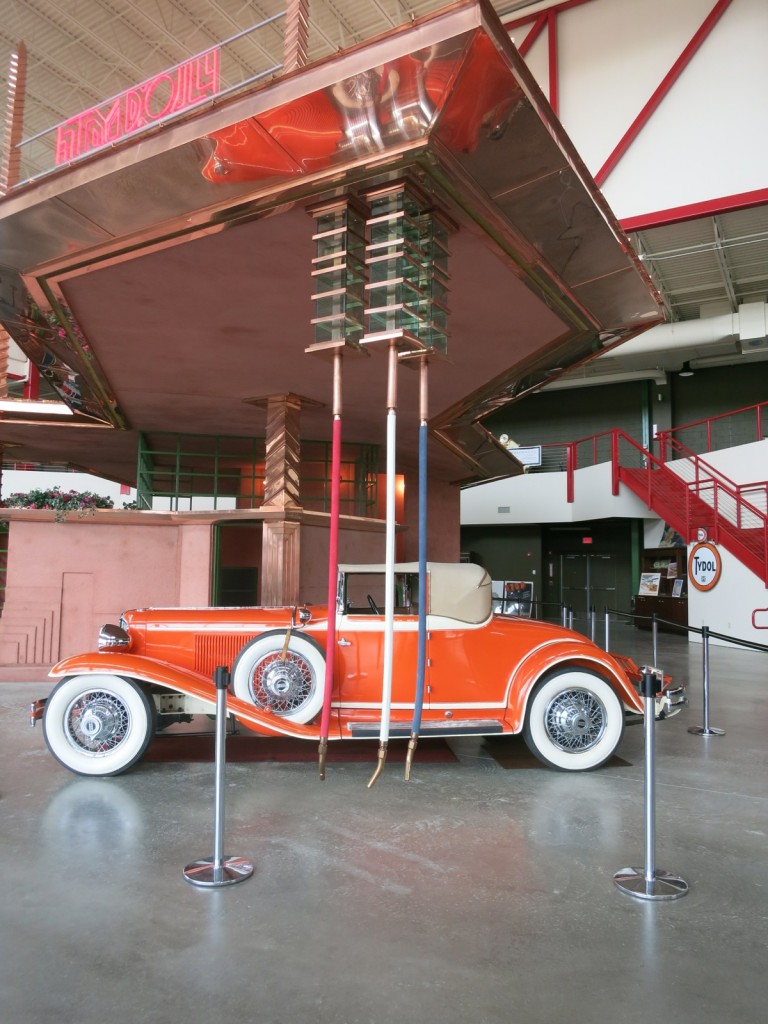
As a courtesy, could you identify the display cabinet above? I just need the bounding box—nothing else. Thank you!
[633,547,688,633]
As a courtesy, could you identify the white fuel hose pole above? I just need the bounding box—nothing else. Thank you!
[368,340,397,787]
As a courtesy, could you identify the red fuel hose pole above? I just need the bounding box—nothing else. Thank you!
[318,350,343,779]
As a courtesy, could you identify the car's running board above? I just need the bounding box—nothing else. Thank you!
[347,720,504,738]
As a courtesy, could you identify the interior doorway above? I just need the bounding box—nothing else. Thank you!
[560,552,617,617]
[212,522,262,606]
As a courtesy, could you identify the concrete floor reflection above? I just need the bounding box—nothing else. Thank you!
[1,625,766,1024]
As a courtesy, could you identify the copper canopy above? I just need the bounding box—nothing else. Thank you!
[0,0,663,484]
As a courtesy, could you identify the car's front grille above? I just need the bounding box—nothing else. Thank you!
[194,633,256,680]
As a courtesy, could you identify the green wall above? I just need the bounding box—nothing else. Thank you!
[461,518,638,619]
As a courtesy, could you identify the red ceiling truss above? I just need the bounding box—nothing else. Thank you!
[505,0,750,230]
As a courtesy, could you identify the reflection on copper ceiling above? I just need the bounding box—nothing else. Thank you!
[0,1,664,482]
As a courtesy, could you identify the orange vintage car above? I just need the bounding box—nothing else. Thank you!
[32,562,685,776]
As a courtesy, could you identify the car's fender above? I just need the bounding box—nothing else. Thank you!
[49,652,328,739]
[503,639,644,730]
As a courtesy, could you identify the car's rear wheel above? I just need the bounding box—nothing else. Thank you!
[42,674,156,776]
[523,669,624,771]
[232,630,325,724]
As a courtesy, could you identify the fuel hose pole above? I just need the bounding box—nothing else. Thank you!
[405,354,428,781]
[367,338,398,788]
[318,349,343,779]
[306,196,369,777]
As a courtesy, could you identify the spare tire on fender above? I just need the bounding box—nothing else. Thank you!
[231,630,326,724]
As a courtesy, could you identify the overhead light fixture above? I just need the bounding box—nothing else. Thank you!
[541,369,667,391]
[678,362,694,377]
[0,399,74,416]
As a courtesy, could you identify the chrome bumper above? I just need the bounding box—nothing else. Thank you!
[29,698,47,727]
[655,685,688,720]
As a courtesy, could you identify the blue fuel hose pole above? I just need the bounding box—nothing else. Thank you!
[405,357,428,780]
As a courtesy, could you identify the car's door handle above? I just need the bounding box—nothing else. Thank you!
[338,637,352,647]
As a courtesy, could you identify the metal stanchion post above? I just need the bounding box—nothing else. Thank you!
[651,612,658,668]
[183,666,254,888]
[590,605,596,642]
[561,603,567,628]
[614,667,688,901]
[688,625,725,737]
[604,607,610,652]
[568,606,574,630]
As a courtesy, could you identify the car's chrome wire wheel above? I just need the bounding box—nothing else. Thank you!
[65,689,132,753]
[250,650,316,716]
[232,631,326,724]
[523,670,624,771]
[43,675,156,776]
[544,688,606,752]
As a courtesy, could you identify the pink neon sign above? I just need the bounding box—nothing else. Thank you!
[55,49,220,165]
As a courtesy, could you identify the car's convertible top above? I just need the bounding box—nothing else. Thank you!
[338,562,492,624]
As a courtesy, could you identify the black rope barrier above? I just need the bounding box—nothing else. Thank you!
[603,607,768,655]
[602,606,768,738]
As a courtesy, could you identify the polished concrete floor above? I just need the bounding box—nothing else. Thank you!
[1,625,767,1024]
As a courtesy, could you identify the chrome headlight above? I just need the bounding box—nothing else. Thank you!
[98,623,132,651]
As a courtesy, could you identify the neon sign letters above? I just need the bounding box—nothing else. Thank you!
[55,50,220,165]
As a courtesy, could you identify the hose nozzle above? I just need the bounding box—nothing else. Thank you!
[367,741,388,788]
[404,734,418,781]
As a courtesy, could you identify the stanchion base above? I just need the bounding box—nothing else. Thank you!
[183,856,254,888]
[688,725,725,736]
[613,867,689,901]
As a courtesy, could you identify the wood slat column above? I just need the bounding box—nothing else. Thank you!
[0,43,27,195]
[283,0,309,72]
[260,393,303,606]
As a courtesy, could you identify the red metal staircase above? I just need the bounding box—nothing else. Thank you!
[610,429,768,586]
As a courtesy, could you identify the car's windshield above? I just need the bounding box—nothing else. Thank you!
[337,562,492,623]
[341,572,418,615]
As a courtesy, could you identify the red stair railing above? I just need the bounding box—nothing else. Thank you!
[656,401,768,458]
[525,403,768,584]
[610,429,768,585]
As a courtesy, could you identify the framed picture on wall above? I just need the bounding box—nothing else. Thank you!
[639,572,662,596]
[502,580,534,617]
[671,578,684,598]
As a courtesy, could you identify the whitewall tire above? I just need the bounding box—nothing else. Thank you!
[232,630,325,724]
[523,669,624,771]
[42,674,156,776]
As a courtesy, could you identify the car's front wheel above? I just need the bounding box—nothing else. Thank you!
[523,669,624,771]
[42,674,156,776]
[232,630,325,724]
